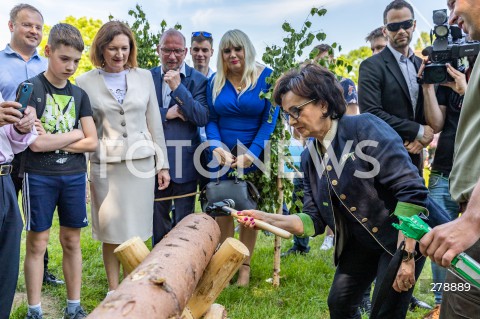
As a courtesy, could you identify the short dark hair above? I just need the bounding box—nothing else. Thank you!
[383,0,414,24]
[160,28,186,47]
[90,21,138,69]
[273,63,346,119]
[365,27,386,43]
[315,44,332,54]
[9,3,43,23]
[48,23,84,52]
[191,33,213,46]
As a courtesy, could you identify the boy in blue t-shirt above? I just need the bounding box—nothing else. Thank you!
[22,23,97,319]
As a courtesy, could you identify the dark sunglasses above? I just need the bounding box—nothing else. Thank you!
[385,19,414,32]
[192,31,212,38]
[281,99,317,122]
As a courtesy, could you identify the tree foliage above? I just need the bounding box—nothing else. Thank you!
[39,16,103,81]
[415,31,431,51]
[249,7,345,213]
[110,4,182,69]
[335,46,372,84]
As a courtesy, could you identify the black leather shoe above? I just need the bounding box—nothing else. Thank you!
[359,295,372,315]
[409,296,432,311]
[281,248,308,258]
[43,270,65,286]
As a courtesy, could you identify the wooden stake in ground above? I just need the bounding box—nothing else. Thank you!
[87,213,220,319]
[113,236,150,273]
[184,237,249,318]
[203,304,227,319]
[273,136,286,288]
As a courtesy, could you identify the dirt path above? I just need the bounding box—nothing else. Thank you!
[13,292,63,318]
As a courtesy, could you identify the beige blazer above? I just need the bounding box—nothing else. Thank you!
[76,68,169,170]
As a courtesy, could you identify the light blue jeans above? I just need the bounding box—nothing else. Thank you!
[428,172,459,305]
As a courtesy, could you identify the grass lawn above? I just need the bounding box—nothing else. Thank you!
[11,204,435,319]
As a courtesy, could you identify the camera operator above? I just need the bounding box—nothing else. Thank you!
[420,0,480,317]
[418,53,477,318]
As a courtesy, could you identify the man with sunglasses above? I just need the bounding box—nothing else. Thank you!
[150,29,209,245]
[190,31,214,78]
[359,0,434,176]
[359,0,434,313]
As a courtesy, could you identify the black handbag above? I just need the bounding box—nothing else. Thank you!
[200,175,261,212]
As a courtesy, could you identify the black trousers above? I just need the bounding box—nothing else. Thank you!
[328,237,425,319]
[152,180,197,246]
[0,174,23,319]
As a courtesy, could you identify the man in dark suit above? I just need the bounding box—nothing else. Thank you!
[359,0,433,173]
[358,0,434,312]
[150,29,209,245]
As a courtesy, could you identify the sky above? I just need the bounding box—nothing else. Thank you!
[0,0,446,69]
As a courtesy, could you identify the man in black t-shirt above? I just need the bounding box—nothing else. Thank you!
[22,23,97,319]
[420,54,477,318]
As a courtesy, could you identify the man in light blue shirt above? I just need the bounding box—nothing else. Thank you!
[0,5,47,101]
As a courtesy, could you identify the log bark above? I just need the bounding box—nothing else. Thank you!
[202,304,227,319]
[114,236,150,273]
[184,238,249,318]
[87,213,220,319]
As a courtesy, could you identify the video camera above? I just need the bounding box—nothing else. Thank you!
[422,9,480,84]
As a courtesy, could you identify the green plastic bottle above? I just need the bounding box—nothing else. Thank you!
[393,215,480,289]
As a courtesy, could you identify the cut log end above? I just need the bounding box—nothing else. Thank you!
[203,304,227,319]
[223,237,250,257]
[113,236,150,274]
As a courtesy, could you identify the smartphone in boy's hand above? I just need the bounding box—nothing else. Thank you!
[15,82,33,114]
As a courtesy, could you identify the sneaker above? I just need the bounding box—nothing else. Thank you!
[409,296,432,311]
[423,305,441,319]
[320,235,334,250]
[359,295,372,315]
[63,306,87,319]
[25,313,43,319]
[43,270,65,285]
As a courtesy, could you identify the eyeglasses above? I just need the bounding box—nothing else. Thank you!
[281,99,317,121]
[192,31,212,38]
[385,19,414,32]
[160,48,186,56]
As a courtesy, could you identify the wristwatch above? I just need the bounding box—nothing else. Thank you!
[401,249,417,262]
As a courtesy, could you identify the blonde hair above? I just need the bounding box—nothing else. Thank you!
[212,29,259,103]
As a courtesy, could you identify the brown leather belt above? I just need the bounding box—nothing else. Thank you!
[0,164,13,176]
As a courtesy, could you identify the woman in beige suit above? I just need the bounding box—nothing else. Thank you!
[76,21,170,294]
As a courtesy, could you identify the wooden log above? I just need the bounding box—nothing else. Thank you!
[87,213,221,319]
[114,236,150,273]
[184,238,249,318]
[202,304,227,319]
